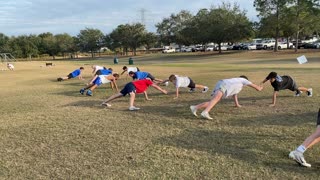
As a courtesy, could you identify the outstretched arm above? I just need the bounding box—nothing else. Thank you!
[260,79,268,85]
[233,94,241,107]
[150,84,167,94]
[248,83,263,91]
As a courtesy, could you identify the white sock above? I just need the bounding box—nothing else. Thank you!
[296,145,306,153]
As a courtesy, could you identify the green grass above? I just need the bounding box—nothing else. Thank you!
[0,50,320,179]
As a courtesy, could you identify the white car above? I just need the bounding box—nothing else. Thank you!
[162,48,176,53]
[206,46,215,51]
[247,43,257,50]
[181,47,192,52]
[216,45,230,51]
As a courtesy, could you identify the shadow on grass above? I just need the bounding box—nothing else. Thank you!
[52,90,83,97]
[155,128,317,173]
[230,111,316,127]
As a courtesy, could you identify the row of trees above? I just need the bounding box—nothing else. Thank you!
[0,1,319,59]
[254,0,320,52]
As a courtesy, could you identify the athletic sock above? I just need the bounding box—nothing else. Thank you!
[296,145,306,153]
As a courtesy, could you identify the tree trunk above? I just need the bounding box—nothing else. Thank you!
[294,0,300,53]
[274,5,280,52]
[218,43,222,54]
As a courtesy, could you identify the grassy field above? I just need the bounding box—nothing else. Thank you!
[0,50,320,179]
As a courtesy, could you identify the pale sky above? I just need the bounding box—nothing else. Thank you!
[0,0,258,36]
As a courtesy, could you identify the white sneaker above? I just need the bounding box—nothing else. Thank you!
[202,86,209,93]
[307,88,313,97]
[201,111,213,120]
[101,102,111,107]
[289,150,311,167]
[129,106,140,111]
[190,106,198,117]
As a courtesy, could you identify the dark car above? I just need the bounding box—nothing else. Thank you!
[303,41,320,49]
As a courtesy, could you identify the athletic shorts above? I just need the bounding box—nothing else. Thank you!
[93,77,103,86]
[147,73,155,81]
[67,73,74,79]
[187,78,196,88]
[120,82,136,96]
[211,80,227,96]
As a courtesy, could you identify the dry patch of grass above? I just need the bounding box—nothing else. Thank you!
[0,51,320,179]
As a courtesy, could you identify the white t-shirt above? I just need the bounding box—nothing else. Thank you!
[93,65,104,73]
[99,75,111,84]
[220,78,252,98]
[175,75,190,88]
[127,67,138,73]
[7,64,14,69]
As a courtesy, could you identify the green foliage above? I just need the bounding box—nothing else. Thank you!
[77,28,104,57]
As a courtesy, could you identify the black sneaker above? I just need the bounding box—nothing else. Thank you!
[295,90,301,97]
[57,77,63,81]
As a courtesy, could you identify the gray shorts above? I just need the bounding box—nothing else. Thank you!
[211,80,227,96]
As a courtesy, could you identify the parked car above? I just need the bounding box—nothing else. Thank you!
[216,45,230,51]
[304,41,320,49]
[192,45,205,52]
[162,47,176,53]
[256,40,276,50]
[270,42,295,50]
[247,43,257,50]
[181,47,192,52]
[206,46,215,51]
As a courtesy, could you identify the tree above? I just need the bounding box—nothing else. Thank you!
[156,10,193,46]
[77,28,104,58]
[196,3,253,53]
[142,32,158,53]
[254,0,289,52]
[55,33,74,58]
[108,23,147,56]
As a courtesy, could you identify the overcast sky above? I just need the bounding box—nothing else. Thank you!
[0,0,258,36]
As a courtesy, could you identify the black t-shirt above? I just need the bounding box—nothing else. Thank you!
[269,75,297,91]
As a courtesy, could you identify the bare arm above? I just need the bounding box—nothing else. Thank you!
[112,80,119,92]
[143,91,152,100]
[174,87,179,99]
[150,84,167,94]
[233,94,241,107]
[260,79,268,85]
[270,91,278,107]
[248,83,263,91]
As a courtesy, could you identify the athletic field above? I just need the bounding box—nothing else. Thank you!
[0,51,319,179]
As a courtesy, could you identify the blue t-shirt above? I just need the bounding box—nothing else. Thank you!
[97,69,112,75]
[71,69,81,77]
[134,71,149,80]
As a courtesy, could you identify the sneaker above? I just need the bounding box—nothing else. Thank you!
[190,106,198,117]
[202,86,209,93]
[57,77,63,81]
[86,90,93,96]
[80,88,85,95]
[201,111,213,120]
[189,88,195,92]
[295,90,302,97]
[101,102,111,107]
[129,106,140,111]
[307,88,313,97]
[289,150,311,167]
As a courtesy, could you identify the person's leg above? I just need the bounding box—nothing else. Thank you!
[203,91,223,113]
[128,92,140,110]
[89,84,98,91]
[195,84,206,89]
[298,87,309,92]
[101,93,123,106]
[302,127,320,149]
[289,110,320,167]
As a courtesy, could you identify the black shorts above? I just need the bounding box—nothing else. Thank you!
[67,73,73,79]
[120,82,136,96]
[147,73,155,81]
[187,78,196,88]
[317,108,320,126]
